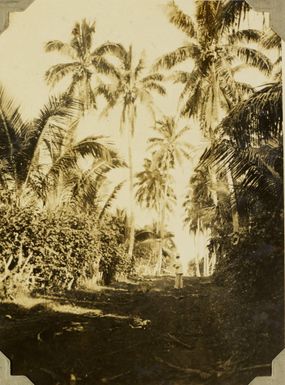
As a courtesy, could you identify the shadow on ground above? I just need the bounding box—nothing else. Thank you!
[0,277,283,385]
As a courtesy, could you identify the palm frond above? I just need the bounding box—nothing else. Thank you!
[261,29,281,50]
[45,63,80,87]
[218,0,251,30]
[233,47,273,76]
[135,54,146,78]
[95,83,117,107]
[92,55,120,78]
[72,136,114,162]
[142,73,164,83]
[44,40,78,60]
[228,29,262,44]
[98,180,126,222]
[221,82,282,146]
[166,1,196,38]
[0,86,29,181]
[154,45,200,70]
[93,42,128,63]
[70,19,96,57]
[144,82,166,96]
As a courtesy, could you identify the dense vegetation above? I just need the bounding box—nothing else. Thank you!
[0,0,283,305]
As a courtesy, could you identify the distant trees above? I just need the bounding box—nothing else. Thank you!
[154,1,280,276]
[95,44,166,261]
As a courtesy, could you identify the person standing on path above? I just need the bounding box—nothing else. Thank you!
[173,255,183,289]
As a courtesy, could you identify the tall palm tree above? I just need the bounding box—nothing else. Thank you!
[96,44,166,261]
[45,19,118,113]
[155,1,272,134]
[135,158,176,274]
[155,1,273,235]
[146,116,191,274]
[197,80,283,270]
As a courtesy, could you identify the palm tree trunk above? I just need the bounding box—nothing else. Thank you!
[210,248,216,275]
[194,233,201,277]
[202,231,209,277]
[155,208,163,276]
[127,117,135,263]
[156,198,166,276]
[156,163,170,276]
[211,62,240,233]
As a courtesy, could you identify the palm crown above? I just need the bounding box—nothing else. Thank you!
[155,1,272,136]
[45,19,119,112]
[96,44,166,134]
[148,116,192,170]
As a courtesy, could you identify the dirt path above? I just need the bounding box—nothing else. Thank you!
[0,277,281,385]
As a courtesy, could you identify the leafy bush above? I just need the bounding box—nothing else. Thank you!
[213,219,284,300]
[0,204,100,298]
[98,215,129,285]
[132,242,157,276]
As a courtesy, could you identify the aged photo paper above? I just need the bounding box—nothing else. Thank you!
[0,0,284,384]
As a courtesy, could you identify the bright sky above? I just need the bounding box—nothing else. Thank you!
[0,0,274,269]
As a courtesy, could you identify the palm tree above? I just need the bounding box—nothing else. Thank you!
[45,19,118,113]
[96,44,166,261]
[145,116,191,274]
[155,1,272,134]
[198,80,283,271]
[0,86,77,196]
[135,158,176,274]
[200,82,283,205]
[155,1,273,236]
[184,166,220,276]
[0,85,122,209]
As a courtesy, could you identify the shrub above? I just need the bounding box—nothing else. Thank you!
[0,205,100,298]
[98,215,129,285]
[132,242,156,276]
[213,221,284,300]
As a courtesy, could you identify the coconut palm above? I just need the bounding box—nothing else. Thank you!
[135,157,176,274]
[45,19,118,113]
[0,86,78,195]
[155,1,272,135]
[55,160,126,219]
[155,1,273,237]
[200,82,283,204]
[144,116,191,274]
[96,44,166,261]
[0,85,122,209]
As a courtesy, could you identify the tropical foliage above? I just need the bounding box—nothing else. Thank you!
[0,0,283,300]
[154,0,271,134]
[95,44,166,261]
[45,19,119,112]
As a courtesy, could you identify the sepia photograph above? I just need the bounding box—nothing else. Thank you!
[0,0,283,384]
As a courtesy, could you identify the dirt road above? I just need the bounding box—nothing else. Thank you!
[0,277,282,385]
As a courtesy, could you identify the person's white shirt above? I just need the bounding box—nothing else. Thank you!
[174,259,183,274]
